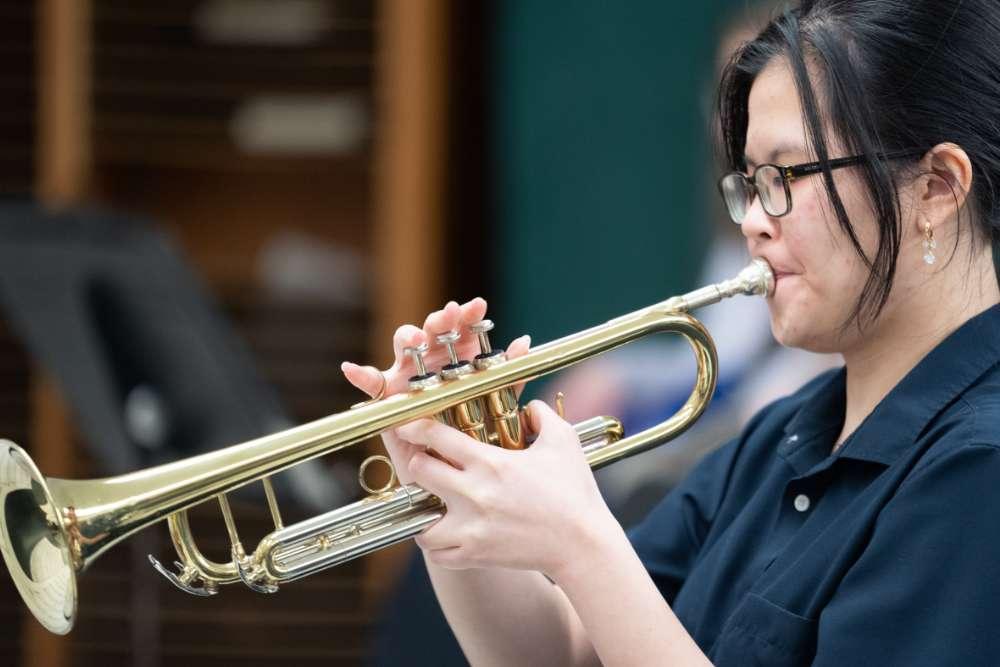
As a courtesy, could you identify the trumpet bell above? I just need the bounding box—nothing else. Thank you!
[0,441,77,634]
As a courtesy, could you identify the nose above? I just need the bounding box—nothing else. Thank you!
[739,195,779,243]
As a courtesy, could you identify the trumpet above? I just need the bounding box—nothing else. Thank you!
[0,259,773,634]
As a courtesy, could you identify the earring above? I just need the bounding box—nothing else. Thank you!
[922,221,937,265]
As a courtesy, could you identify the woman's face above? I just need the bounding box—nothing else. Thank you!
[740,58,910,353]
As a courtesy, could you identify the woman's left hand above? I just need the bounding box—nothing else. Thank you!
[395,399,618,581]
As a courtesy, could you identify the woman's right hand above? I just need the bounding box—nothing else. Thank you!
[341,298,531,485]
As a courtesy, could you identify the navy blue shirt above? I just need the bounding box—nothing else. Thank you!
[629,303,1000,665]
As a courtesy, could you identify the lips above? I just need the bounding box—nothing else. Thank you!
[753,256,796,280]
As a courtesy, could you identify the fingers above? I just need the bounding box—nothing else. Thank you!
[346,297,531,402]
[408,446,472,497]
[392,324,426,364]
[423,298,488,351]
[458,297,488,327]
[340,362,384,397]
[423,301,462,337]
[525,399,573,439]
[506,334,531,359]
[397,419,488,469]
[422,546,466,569]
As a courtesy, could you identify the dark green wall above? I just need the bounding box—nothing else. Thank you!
[491,2,737,345]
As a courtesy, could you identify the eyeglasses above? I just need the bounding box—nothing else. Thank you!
[717,149,925,224]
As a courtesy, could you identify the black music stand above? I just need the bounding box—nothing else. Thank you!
[0,202,291,472]
[0,202,350,665]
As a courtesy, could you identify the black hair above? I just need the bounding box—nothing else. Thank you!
[718,0,1000,326]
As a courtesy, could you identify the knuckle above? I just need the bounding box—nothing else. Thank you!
[408,451,427,475]
[479,452,505,481]
[418,421,442,446]
[469,480,500,512]
[428,549,458,569]
[463,522,488,550]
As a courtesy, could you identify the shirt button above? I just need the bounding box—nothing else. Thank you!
[794,494,811,512]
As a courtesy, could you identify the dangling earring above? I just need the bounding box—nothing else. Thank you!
[922,221,937,265]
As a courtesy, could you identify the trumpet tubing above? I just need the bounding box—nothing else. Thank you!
[0,259,773,634]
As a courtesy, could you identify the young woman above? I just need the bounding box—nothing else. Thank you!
[343,1,1000,664]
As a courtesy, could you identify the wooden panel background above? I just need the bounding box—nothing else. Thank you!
[0,0,469,665]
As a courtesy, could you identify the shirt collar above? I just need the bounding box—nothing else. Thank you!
[779,303,1000,471]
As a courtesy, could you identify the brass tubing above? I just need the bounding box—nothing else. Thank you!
[261,477,284,530]
[166,511,238,585]
[216,494,242,550]
[0,259,772,634]
[43,304,697,569]
[259,416,625,584]
[446,398,490,443]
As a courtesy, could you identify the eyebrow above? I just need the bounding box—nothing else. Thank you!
[744,142,806,169]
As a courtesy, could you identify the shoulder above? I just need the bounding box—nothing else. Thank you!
[914,363,1000,472]
[955,364,1000,447]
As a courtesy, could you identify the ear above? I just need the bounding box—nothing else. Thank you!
[914,142,973,231]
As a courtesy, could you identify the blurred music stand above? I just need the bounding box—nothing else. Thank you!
[0,202,339,665]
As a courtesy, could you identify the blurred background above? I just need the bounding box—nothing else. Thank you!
[0,1,835,665]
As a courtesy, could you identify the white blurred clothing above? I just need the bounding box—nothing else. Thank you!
[547,237,840,520]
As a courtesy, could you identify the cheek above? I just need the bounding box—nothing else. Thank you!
[769,191,871,349]
[785,200,841,278]
[791,180,873,283]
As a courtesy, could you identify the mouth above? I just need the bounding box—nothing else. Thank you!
[768,269,800,298]
[751,256,797,294]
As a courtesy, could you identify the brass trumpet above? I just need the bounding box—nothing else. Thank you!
[0,259,773,634]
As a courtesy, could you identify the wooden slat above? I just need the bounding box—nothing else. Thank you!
[366,0,451,609]
[23,2,91,665]
[36,0,91,203]
[89,0,374,175]
[0,0,33,196]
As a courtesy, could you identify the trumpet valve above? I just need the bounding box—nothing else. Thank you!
[435,330,491,443]
[469,319,496,357]
[435,330,464,367]
[404,342,441,391]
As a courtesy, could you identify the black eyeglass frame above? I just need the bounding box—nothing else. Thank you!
[717,148,927,223]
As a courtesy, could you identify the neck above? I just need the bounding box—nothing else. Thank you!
[835,255,1000,449]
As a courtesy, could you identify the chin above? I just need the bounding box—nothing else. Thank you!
[767,307,835,352]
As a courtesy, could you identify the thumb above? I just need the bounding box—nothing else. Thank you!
[526,399,569,437]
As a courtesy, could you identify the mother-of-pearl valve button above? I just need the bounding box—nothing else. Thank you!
[793,494,811,512]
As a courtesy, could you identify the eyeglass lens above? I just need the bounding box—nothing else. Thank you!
[720,164,790,223]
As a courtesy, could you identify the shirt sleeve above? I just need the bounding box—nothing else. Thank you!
[627,435,745,604]
[813,443,1000,666]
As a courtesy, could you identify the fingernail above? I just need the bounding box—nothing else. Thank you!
[523,335,531,347]
[341,361,357,372]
